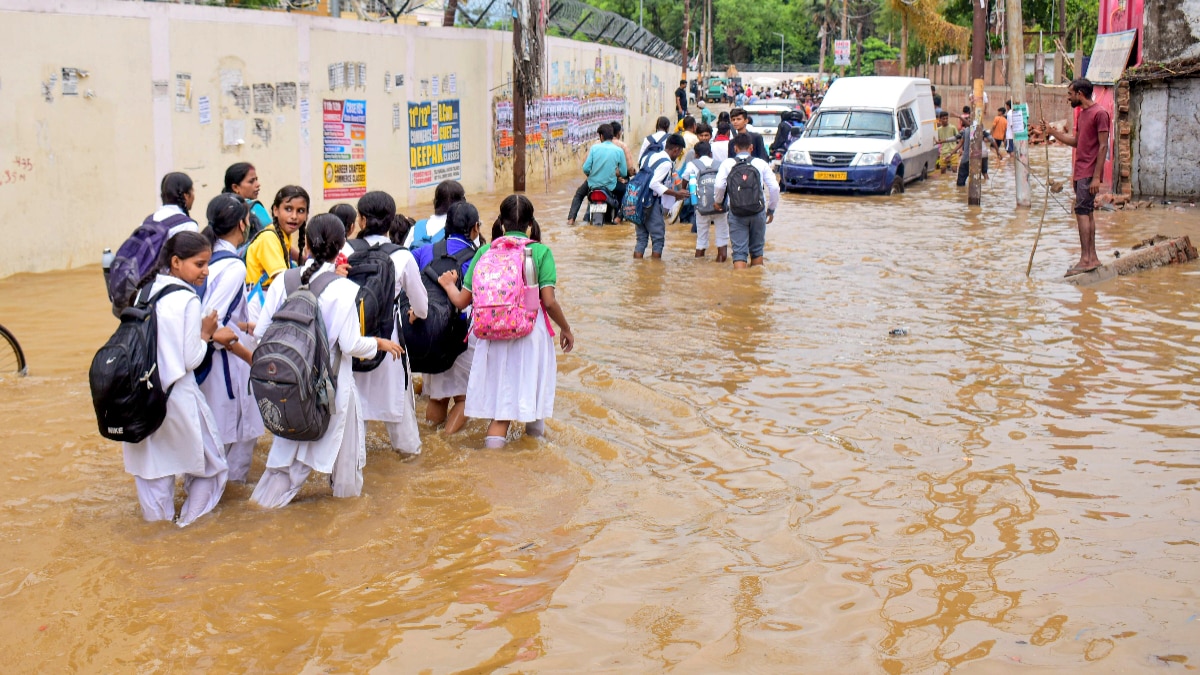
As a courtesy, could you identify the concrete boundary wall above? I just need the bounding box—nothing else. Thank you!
[0,0,679,276]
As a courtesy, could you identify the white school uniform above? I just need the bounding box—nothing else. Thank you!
[249,262,379,508]
[122,274,228,526]
[465,308,557,424]
[198,239,264,482]
[152,204,200,238]
[344,234,429,455]
[681,157,730,250]
[402,213,447,248]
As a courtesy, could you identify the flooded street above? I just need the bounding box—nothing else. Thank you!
[2,147,1199,673]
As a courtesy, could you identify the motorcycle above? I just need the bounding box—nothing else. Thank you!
[586,187,615,226]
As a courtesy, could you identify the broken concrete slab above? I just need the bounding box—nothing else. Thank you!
[1063,235,1198,286]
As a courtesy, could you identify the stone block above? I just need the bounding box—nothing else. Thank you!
[1064,236,1199,286]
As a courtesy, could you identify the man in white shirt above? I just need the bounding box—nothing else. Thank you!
[635,133,689,260]
[638,116,673,163]
[1004,98,1015,154]
[714,133,780,269]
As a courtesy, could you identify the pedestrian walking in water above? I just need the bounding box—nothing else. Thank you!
[715,133,780,269]
[449,195,573,448]
[406,179,466,249]
[682,141,729,261]
[250,216,405,508]
[244,185,308,323]
[728,108,769,162]
[1042,78,1110,276]
[633,133,689,260]
[674,79,689,122]
[120,232,231,525]
[346,192,428,458]
[198,195,263,483]
[413,202,482,434]
[638,116,672,163]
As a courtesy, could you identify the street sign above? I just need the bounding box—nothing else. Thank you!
[834,40,852,67]
[1086,29,1137,84]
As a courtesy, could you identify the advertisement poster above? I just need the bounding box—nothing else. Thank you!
[834,40,852,66]
[322,99,367,200]
[408,99,461,189]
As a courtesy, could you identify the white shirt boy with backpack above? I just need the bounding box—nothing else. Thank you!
[681,155,729,258]
[714,151,780,265]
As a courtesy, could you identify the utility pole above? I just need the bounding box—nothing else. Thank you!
[513,0,525,192]
[682,0,691,80]
[968,0,985,206]
[840,0,848,77]
[1059,0,1068,81]
[774,32,785,73]
[1007,0,1030,207]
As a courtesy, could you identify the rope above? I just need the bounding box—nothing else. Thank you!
[1026,83,1057,276]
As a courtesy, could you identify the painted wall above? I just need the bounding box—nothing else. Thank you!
[0,0,678,277]
[1140,0,1200,62]
[1131,79,1200,198]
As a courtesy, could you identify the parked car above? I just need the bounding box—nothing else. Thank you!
[743,102,794,149]
[779,76,938,195]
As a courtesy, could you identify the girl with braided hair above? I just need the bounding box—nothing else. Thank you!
[444,195,575,448]
[250,215,405,508]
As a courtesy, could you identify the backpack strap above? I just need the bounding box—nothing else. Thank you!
[306,271,339,297]
[282,267,304,296]
[347,238,370,253]
[411,219,429,246]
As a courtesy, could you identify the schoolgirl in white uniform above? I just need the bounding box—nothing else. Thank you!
[122,231,234,526]
[198,195,264,482]
[345,191,428,457]
[447,195,576,448]
[250,215,405,508]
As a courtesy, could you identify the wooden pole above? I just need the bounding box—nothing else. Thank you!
[1007,0,1030,207]
[682,0,691,81]
[968,0,985,206]
[840,0,848,77]
[513,3,525,192]
[899,11,908,73]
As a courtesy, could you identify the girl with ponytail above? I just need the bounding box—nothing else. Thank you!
[444,195,575,448]
[344,191,429,457]
[122,230,232,526]
[197,194,263,483]
[250,214,405,509]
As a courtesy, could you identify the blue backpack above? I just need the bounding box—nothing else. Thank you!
[408,218,445,249]
[621,156,670,226]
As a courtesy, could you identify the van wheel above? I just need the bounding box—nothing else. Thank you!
[920,164,929,181]
[889,175,905,195]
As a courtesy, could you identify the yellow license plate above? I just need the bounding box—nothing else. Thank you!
[813,171,847,180]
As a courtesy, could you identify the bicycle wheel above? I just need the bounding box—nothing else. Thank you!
[0,323,27,377]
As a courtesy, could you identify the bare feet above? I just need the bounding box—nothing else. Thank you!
[651,252,662,260]
[695,249,706,257]
[750,256,764,267]
[633,251,644,259]
[733,260,749,270]
[716,245,728,263]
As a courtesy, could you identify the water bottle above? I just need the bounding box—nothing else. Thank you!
[101,248,114,286]
[688,176,698,205]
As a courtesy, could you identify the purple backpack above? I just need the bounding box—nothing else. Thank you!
[106,212,193,317]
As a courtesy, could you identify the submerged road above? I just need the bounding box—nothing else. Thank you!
[1,147,1199,672]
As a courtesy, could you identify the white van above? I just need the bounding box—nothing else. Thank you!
[780,76,938,195]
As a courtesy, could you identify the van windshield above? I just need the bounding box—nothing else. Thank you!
[804,110,895,139]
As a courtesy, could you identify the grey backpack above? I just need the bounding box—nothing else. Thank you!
[250,269,339,442]
[694,159,721,215]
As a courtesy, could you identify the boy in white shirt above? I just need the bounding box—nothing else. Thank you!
[681,141,729,262]
[714,133,780,269]
[635,133,690,260]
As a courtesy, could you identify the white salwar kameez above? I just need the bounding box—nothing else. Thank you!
[344,235,429,455]
[464,307,557,424]
[425,331,477,400]
[249,262,379,508]
[198,239,264,482]
[122,275,228,527]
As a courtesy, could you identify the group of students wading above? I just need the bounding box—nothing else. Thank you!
[91,166,574,526]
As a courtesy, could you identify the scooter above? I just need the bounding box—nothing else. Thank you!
[586,187,614,226]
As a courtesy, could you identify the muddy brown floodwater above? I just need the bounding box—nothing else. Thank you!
[2,148,1199,673]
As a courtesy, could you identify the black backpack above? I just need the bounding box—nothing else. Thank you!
[249,269,338,442]
[727,156,766,217]
[399,239,477,374]
[89,284,192,443]
[345,239,401,372]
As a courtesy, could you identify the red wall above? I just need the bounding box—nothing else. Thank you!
[1093,0,1145,186]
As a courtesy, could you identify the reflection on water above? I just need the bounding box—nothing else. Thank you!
[2,147,1199,671]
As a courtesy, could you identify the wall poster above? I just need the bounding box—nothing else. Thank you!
[322,99,367,200]
[408,99,461,189]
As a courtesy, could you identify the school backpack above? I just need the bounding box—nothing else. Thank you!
[249,269,338,442]
[345,238,401,372]
[193,250,244,391]
[640,133,665,162]
[693,160,721,216]
[399,239,477,373]
[727,156,766,217]
[621,156,670,226]
[408,218,446,250]
[471,236,541,341]
[106,212,194,317]
[89,284,192,443]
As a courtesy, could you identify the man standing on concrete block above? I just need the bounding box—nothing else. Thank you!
[1042,78,1111,277]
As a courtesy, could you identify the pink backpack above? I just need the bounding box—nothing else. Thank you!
[471,236,541,340]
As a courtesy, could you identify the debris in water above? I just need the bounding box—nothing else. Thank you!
[888,328,908,337]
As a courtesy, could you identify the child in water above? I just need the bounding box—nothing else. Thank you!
[440,195,575,448]
[250,215,405,508]
[123,231,235,526]
[244,185,309,323]
[198,195,263,483]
